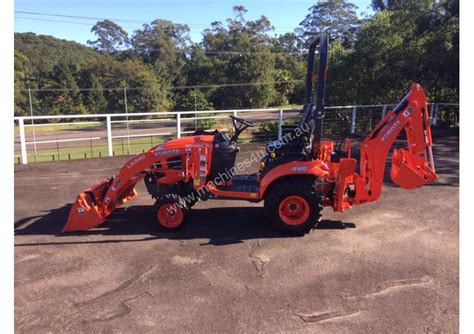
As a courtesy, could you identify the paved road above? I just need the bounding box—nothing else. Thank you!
[14,130,458,333]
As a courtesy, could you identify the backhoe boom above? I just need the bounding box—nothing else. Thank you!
[353,83,437,204]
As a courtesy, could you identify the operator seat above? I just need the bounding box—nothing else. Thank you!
[265,109,315,160]
[193,129,216,136]
[208,131,239,183]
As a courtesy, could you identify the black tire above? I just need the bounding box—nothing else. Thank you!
[264,177,322,236]
[164,192,196,210]
[153,197,188,231]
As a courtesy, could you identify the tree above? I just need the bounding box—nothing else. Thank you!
[371,0,436,11]
[371,0,403,11]
[14,51,31,116]
[296,0,360,46]
[198,6,278,109]
[341,0,458,104]
[88,20,129,54]
[15,32,101,74]
[272,33,306,105]
[273,32,304,54]
[38,61,86,115]
[13,1,458,122]
[214,52,277,109]
[79,72,108,113]
[412,0,459,102]
[173,89,213,111]
[86,57,173,113]
[131,19,191,85]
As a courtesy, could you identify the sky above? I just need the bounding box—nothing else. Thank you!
[14,0,373,45]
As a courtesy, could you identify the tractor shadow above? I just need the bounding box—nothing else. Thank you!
[14,204,355,247]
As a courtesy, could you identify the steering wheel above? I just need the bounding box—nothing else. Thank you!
[229,115,255,142]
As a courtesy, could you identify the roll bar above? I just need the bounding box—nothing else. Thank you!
[299,33,329,150]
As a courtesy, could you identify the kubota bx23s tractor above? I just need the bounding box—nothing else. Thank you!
[63,33,438,235]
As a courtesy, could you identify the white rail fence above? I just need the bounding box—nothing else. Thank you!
[13,103,458,164]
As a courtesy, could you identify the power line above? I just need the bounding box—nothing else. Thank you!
[16,16,135,28]
[15,16,298,46]
[15,16,292,34]
[173,80,303,89]
[15,16,305,56]
[14,10,297,31]
[15,16,194,31]
[21,80,304,92]
[15,10,149,25]
[203,50,305,55]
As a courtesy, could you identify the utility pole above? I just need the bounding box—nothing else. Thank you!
[194,87,197,130]
[28,87,38,161]
[124,87,131,154]
[194,87,197,111]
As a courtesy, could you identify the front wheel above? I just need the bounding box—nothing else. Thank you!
[153,198,188,231]
[264,178,322,236]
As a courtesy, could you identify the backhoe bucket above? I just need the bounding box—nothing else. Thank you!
[62,179,110,232]
[390,148,437,190]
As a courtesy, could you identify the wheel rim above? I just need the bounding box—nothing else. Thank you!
[278,195,310,226]
[157,203,184,228]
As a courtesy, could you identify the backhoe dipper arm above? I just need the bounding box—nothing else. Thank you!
[353,83,438,204]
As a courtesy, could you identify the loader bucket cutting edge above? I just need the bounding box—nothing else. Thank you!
[62,180,110,232]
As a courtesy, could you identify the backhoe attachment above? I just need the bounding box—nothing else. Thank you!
[388,84,438,190]
[354,83,438,204]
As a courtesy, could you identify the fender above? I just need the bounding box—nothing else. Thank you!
[259,160,330,198]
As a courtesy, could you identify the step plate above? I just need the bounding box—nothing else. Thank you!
[216,174,259,193]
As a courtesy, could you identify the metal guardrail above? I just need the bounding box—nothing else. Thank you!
[13,103,458,164]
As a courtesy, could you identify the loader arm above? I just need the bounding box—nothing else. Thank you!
[63,145,208,232]
[352,83,438,204]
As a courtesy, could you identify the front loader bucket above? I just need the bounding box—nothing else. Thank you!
[62,179,110,232]
[390,148,438,190]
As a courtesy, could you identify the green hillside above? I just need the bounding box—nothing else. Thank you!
[14,1,458,121]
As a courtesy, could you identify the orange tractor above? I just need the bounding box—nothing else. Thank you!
[63,33,437,235]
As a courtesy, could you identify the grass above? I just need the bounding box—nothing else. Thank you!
[14,122,105,135]
[14,135,173,164]
[13,131,273,165]
[13,117,294,164]
[14,117,299,164]
[13,106,300,135]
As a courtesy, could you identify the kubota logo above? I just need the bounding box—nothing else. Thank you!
[127,154,146,169]
[381,120,401,142]
[154,148,180,158]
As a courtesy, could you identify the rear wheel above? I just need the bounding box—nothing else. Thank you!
[264,178,322,236]
[154,198,188,231]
